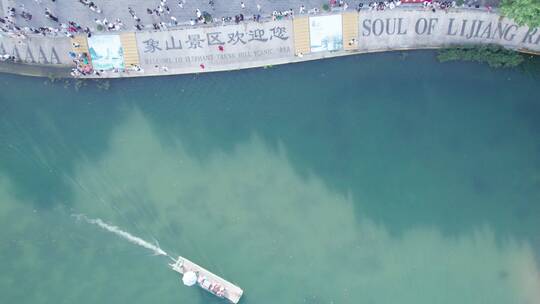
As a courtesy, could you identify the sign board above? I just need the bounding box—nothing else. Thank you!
[310,15,343,52]
[135,20,294,72]
[88,35,125,70]
[358,10,540,52]
[0,36,71,65]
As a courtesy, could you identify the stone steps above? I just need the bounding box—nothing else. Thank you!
[342,12,359,50]
[120,32,140,68]
[71,35,89,55]
[71,34,92,66]
[293,16,310,55]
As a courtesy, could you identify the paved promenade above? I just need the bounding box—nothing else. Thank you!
[2,0,491,31]
[1,6,539,78]
[3,0,337,30]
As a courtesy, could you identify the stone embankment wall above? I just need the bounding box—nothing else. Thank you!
[357,9,540,52]
[0,8,538,78]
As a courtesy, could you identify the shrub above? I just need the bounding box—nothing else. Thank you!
[437,44,525,68]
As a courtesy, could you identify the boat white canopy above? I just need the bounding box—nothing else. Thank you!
[182,271,197,286]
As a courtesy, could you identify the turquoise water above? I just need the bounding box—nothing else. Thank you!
[1,51,539,304]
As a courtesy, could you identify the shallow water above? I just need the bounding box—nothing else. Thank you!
[1,51,539,304]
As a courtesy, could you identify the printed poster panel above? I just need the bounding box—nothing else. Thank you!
[88,35,125,70]
[135,20,294,71]
[309,15,343,52]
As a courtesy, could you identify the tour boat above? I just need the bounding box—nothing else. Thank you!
[169,256,243,303]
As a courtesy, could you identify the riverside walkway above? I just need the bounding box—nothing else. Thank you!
[0,5,539,78]
[0,0,497,31]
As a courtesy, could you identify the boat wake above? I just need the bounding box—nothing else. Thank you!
[72,214,168,257]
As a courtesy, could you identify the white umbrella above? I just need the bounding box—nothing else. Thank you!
[182,271,197,286]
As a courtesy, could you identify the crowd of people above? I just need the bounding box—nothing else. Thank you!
[78,0,102,14]
[70,51,92,77]
[0,0,380,39]
[360,0,469,11]
[70,58,144,77]
[1,2,94,41]
[0,53,17,62]
[423,0,458,12]
[0,1,352,43]
[366,0,403,10]
[198,275,227,298]
[1,0,493,41]
[1,0,488,74]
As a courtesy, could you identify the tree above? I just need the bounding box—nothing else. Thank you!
[501,0,540,28]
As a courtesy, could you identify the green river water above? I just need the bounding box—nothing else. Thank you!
[0,51,539,304]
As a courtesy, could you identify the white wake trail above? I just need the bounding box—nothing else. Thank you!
[73,214,168,257]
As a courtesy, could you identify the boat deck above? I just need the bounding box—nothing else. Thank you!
[170,256,243,304]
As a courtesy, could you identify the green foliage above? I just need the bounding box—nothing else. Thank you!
[501,0,540,28]
[437,45,525,68]
[519,53,540,78]
[455,0,465,5]
[322,3,330,11]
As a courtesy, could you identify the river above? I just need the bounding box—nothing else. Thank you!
[0,51,539,304]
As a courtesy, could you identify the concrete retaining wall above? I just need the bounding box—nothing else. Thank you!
[0,8,538,78]
[357,9,540,52]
